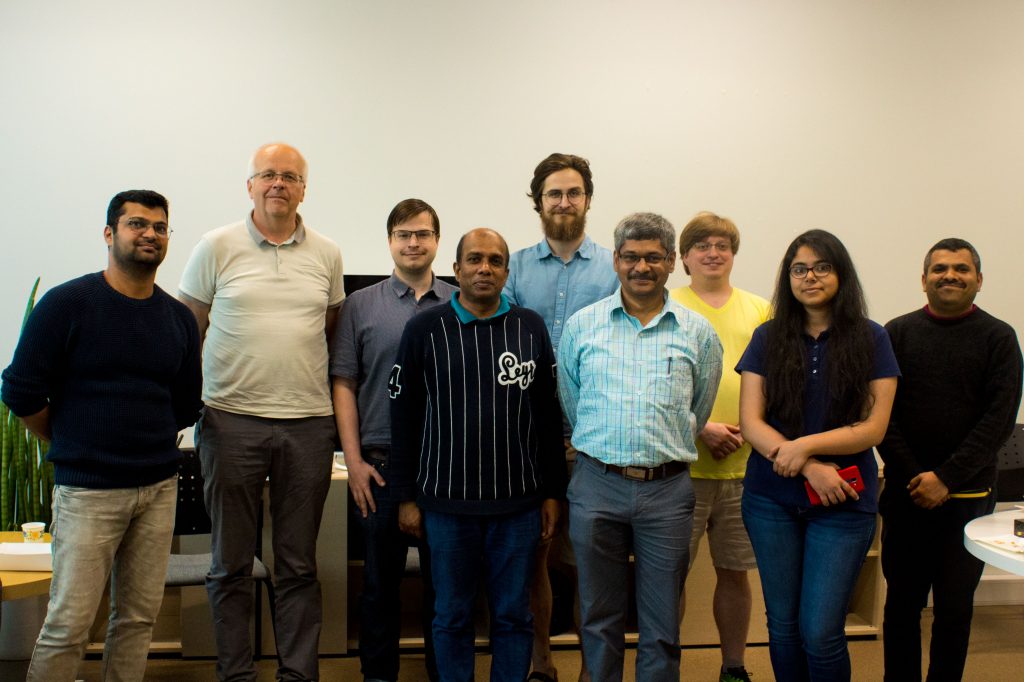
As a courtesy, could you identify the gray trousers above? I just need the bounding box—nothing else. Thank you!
[197,406,336,682]
[569,454,695,682]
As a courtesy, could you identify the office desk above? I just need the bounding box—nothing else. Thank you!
[964,509,1024,576]
[0,532,51,602]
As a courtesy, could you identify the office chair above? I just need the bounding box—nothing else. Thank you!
[165,448,277,660]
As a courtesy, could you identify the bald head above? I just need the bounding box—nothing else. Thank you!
[453,228,510,312]
[246,142,309,232]
[247,143,308,182]
[455,228,509,265]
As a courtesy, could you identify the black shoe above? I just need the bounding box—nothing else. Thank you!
[720,666,752,682]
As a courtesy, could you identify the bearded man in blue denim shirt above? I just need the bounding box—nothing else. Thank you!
[504,153,617,682]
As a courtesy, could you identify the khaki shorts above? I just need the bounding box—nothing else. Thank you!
[688,477,756,572]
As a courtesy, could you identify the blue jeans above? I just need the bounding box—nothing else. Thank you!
[27,475,178,682]
[357,453,438,682]
[569,454,694,682]
[742,490,875,682]
[423,507,540,682]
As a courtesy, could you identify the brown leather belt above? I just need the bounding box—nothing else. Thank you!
[579,452,688,481]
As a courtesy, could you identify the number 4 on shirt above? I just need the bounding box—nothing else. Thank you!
[388,364,402,399]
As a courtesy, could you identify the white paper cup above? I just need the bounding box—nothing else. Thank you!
[22,521,45,542]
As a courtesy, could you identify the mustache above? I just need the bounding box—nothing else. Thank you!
[628,273,657,281]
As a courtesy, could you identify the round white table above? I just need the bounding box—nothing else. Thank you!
[964,509,1024,576]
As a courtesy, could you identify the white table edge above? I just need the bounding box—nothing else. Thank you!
[964,509,1024,576]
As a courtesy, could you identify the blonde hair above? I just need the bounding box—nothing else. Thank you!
[678,211,740,274]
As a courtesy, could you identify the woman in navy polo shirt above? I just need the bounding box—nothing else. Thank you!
[736,229,899,682]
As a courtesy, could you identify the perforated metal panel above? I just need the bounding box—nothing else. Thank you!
[996,424,1024,501]
[173,448,212,535]
[997,424,1024,469]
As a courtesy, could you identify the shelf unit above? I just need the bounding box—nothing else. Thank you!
[346,512,884,649]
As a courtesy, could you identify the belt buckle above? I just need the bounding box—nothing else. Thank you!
[623,466,649,481]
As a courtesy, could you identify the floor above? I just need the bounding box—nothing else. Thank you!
[2,605,1022,680]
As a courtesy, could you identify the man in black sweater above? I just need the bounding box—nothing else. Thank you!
[390,228,567,682]
[878,237,1023,682]
[2,190,203,681]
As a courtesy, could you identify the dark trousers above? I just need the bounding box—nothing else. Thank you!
[880,487,996,682]
[198,406,336,682]
[357,450,438,681]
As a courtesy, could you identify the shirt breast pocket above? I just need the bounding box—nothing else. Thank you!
[658,352,694,406]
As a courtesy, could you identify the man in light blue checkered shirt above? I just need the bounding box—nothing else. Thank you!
[557,212,723,682]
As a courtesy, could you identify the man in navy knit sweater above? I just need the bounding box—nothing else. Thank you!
[878,238,1022,682]
[390,228,567,682]
[1,190,203,682]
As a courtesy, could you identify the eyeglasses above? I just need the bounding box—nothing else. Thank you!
[692,241,732,253]
[789,262,833,279]
[618,251,668,266]
[250,170,304,185]
[541,188,588,205]
[391,229,437,242]
[122,217,171,237]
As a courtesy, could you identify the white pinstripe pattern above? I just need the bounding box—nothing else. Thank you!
[429,332,441,496]
[408,310,552,501]
[456,318,468,500]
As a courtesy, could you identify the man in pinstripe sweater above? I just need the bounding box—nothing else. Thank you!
[390,228,567,682]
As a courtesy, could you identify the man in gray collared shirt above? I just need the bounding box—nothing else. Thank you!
[330,198,454,682]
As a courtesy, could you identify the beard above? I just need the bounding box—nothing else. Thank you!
[541,208,587,242]
[111,238,164,275]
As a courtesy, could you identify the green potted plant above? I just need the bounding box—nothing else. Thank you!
[1,278,55,531]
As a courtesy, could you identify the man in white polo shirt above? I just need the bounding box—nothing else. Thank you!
[179,142,344,682]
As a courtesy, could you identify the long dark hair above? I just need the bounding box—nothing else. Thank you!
[764,230,874,438]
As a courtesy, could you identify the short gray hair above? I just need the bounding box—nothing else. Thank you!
[613,212,675,254]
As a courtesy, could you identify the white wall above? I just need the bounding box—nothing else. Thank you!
[3,1,1023,421]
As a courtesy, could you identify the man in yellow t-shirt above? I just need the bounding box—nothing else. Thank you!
[669,211,770,682]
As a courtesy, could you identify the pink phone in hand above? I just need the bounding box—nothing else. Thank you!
[805,465,865,506]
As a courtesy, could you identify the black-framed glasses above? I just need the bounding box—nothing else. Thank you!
[250,170,304,185]
[789,262,833,279]
[122,217,171,237]
[542,188,587,205]
[391,229,437,242]
[618,251,668,266]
